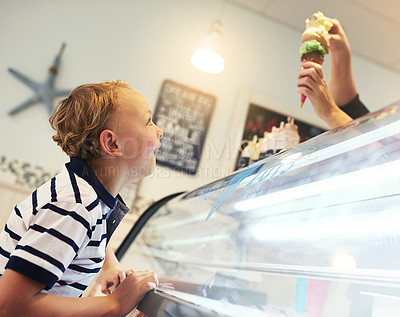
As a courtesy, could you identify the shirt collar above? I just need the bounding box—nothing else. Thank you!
[66,156,121,209]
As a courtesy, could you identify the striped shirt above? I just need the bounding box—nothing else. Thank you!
[0,157,129,297]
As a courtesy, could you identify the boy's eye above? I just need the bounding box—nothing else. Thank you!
[147,118,153,125]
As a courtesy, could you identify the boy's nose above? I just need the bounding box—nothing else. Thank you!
[158,127,164,139]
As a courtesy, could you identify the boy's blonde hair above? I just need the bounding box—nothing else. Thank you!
[49,80,131,160]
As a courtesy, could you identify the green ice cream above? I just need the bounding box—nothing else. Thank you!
[299,40,326,57]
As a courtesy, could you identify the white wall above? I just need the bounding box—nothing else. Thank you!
[1,0,400,203]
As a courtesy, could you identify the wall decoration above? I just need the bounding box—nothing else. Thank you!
[234,103,326,170]
[0,155,57,189]
[242,103,325,142]
[223,88,327,173]
[8,42,71,116]
[0,155,140,210]
[153,79,216,175]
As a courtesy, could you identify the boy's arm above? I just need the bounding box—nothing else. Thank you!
[99,245,130,295]
[0,268,157,317]
[104,244,122,270]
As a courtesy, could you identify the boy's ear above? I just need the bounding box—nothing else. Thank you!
[99,130,122,156]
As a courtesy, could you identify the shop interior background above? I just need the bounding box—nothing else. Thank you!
[1,0,400,227]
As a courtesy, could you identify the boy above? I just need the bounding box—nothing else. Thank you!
[0,80,163,316]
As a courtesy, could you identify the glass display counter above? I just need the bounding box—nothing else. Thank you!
[116,103,400,317]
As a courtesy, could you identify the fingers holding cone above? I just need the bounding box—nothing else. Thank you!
[299,11,332,107]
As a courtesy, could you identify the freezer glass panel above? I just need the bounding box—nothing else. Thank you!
[119,104,400,317]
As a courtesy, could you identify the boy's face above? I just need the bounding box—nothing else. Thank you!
[109,88,163,180]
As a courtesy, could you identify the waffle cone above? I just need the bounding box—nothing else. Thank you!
[300,51,324,64]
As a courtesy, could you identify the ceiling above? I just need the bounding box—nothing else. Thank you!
[227,0,400,74]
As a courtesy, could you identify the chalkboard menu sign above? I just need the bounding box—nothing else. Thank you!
[153,80,216,175]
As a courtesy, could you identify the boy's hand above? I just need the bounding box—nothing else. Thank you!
[100,266,132,295]
[87,266,133,296]
[111,270,159,315]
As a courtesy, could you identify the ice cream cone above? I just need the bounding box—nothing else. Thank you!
[299,11,332,107]
[300,51,324,65]
[299,53,324,108]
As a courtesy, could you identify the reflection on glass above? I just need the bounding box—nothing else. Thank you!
[119,104,400,316]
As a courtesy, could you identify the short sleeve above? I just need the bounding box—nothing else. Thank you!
[6,201,95,288]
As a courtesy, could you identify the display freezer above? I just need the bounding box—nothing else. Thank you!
[116,103,400,317]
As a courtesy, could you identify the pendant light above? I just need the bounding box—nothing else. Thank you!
[191,20,225,74]
[191,0,226,75]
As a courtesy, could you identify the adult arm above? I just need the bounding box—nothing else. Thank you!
[298,61,353,129]
[328,18,358,107]
[340,94,369,118]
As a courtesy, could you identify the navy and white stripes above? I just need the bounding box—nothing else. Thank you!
[0,157,127,297]
[50,177,57,202]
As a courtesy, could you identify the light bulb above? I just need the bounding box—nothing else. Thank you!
[191,20,225,74]
[191,49,225,74]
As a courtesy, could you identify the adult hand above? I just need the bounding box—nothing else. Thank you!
[297,61,352,128]
[328,18,351,55]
